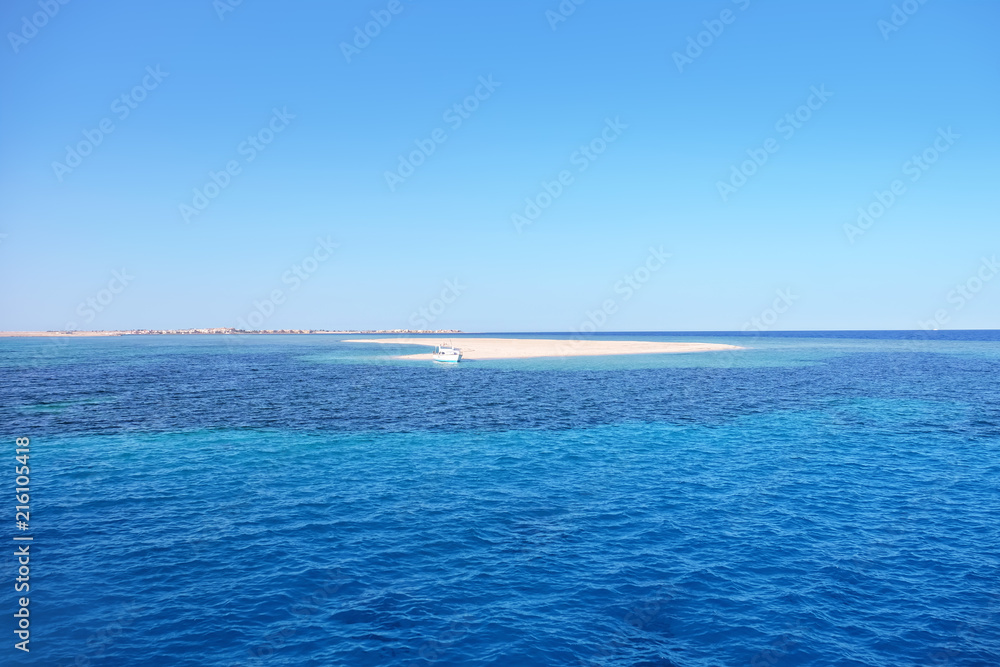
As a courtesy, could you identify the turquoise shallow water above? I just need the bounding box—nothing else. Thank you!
[2,332,999,665]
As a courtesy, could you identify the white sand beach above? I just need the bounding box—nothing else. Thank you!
[349,337,742,360]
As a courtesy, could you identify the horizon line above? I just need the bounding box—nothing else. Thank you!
[2,328,999,335]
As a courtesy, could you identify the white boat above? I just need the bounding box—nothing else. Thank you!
[432,344,462,363]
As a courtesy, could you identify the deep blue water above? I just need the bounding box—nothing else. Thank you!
[2,332,999,666]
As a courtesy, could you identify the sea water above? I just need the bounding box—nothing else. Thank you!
[2,332,998,666]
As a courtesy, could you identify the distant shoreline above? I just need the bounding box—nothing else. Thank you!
[0,328,463,337]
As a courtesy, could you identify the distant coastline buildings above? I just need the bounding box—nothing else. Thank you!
[65,328,464,336]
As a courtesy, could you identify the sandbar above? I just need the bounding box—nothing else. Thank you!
[349,337,742,360]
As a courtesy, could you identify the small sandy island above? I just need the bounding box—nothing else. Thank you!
[349,337,742,360]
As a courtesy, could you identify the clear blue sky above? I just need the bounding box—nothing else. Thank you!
[1,0,997,331]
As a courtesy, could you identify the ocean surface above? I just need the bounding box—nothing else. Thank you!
[2,331,999,666]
